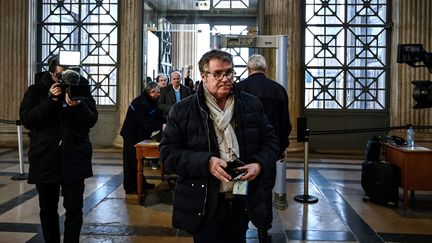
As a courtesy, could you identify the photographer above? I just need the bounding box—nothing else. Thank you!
[19,54,98,243]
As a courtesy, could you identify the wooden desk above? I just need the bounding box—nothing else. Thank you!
[135,140,162,203]
[385,143,432,209]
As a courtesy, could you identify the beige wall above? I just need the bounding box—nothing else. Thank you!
[391,0,432,144]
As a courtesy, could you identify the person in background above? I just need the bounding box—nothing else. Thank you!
[157,70,191,117]
[19,54,98,243]
[193,80,200,92]
[155,73,167,88]
[120,81,166,194]
[159,50,279,243]
[239,54,291,243]
[185,70,196,94]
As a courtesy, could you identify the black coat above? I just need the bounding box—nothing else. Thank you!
[159,82,279,233]
[157,84,191,116]
[19,71,98,184]
[239,73,292,157]
[120,92,166,143]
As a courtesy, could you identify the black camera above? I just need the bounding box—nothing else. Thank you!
[56,70,91,100]
[49,51,91,100]
[397,44,432,109]
[224,159,246,179]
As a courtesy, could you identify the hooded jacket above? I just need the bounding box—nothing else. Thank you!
[19,71,98,184]
[159,82,279,233]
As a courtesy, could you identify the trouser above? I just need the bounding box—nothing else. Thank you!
[123,139,139,192]
[193,194,249,243]
[258,163,277,243]
[36,180,85,243]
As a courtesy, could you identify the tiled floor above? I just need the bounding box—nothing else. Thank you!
[0,147,431,242]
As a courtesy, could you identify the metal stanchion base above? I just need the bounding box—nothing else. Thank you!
[11,173,28,180]
[273,192,288,209]
[294,194,318,204]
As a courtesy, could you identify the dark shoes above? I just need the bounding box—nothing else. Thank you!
[142,182,155,190]
[125,189,137,194]
[125,182,156,194]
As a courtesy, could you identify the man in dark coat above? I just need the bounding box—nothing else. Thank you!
[159,50,279,243]
[157,70,191,117]
[120,81,166,193]
[19,55,98,243]
[239,54,292,243]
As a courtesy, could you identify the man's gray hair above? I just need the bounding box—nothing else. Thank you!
[247,54,267,73]
[145,81,160,94]
[156,73,166,82]
[171,70,182,79]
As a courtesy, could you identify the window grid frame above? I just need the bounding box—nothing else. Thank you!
[37,0,119,106]
[303,0,390,111]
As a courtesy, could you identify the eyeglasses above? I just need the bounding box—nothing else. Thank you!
[206,71,236,81]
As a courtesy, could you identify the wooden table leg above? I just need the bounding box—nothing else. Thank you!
[403,188,408,209]
[136,151,143,203]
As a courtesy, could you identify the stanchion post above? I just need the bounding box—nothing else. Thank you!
[294,129,318,203]
[11,120,27,180]
[273,159,288,209]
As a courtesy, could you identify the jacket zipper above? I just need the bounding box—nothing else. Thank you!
[196,95,209,216]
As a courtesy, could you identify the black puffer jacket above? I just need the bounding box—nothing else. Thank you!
[120,92,166,144]
[159,82,279,233]
[19,71,98,184]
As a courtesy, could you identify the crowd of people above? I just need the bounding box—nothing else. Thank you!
[20,50,291,243]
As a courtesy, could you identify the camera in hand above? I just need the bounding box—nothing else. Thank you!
[224,159,246,179]
[56,69,91,100]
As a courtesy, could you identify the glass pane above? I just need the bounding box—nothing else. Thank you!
[38,0,119,106]
[304,0,388,110]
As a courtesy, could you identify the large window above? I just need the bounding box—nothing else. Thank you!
[38,0,119,106]
[304,0,389,110]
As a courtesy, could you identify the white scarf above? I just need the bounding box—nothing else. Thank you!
[204,86,240,192]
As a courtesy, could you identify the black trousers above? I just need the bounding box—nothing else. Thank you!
[36,180,85,243]
[193,194,249,243]
[123,139,138,192]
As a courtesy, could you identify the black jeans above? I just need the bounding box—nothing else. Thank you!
[36,180,85,243]
[193,194,249,243]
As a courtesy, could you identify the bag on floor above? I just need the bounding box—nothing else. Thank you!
[365,136,382,162]
[361,160,400,207]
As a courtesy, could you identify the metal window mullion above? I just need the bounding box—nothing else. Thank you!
[343,2,348,110]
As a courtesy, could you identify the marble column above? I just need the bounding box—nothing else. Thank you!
[0,0,30,146]
[112,0,143,147]
[263,0,303,152]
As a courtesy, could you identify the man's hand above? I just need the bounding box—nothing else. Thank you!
[49,83,62,101]
[209,156,231,182]
[238,162,262,181]
[65,93,81,106]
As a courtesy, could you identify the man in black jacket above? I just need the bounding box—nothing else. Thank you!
[120,82,166,193]
[159,50,279,243]
[239,54,292,243]
[157,71,191,117]
[19,55,98,243]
